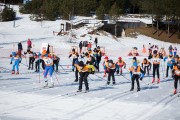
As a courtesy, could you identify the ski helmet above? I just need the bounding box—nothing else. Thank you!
[118,57,122,60]
[85,52,89,56]
[174,55,179,59]
[93,48,97,52]
[133,57,137,61]
[153,50,157,54]
[12,52,16,56]
[97,46,100,49]
[109,59,113,64]
[79,61,84,67]
[104,56,109,60]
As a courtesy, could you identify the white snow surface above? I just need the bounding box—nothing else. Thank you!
[0,5,180,120]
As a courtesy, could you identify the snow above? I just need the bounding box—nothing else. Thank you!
[0,5,180,120]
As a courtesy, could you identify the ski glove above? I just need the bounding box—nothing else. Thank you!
[140,77,143,81]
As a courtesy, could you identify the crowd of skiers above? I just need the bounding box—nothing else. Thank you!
[10,38,180,94]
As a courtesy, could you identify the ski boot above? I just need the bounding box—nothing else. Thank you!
[137,88,141,92]
[173,89,177,95]
[85,89,89,93]
[113,81,116,85]
[43,81,48,88]
[16,71,19,74]
[74,79,78,82]
[49,83,54,88]
[12,70,15,74]
[28,67,30,70]
[130,87,134,91]
[157,78,160,84]
[107,81,110,85]
[152,78,155,83]
[77,89,82,92]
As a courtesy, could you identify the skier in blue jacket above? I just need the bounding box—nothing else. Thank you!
[10,52,21,74]
[164,53,175,78]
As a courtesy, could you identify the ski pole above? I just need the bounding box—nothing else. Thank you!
[20,62,28,67]
[54,71,60,85]
[38,58,41,83]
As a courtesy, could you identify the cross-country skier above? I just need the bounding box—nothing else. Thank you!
[116,57,126,75]
[141,58,151,76]
[24,50,35,70]
[148,50,163,83]
[35,53,45,72]
[69,48,79,71]
[84,52,95,66]
[129,58,144,91]
[42,50,54,88]
[52,54,60,72]
[164,53,175,78]
[103,56,109,77]
[27,38,32,52]
[96,46,102,72]
[18,42,23,58]
[169,45,173,55]
[10,52,21,74]
[76,61,95,92]
[172,60,180,94]
[105,60,116,85]
[173,47,177,56]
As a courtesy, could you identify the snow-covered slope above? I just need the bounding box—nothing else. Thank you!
[0,5,180,120]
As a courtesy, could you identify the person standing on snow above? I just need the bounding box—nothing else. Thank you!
[42,50,54,88]
[129,58,144,91]
[69,48,79,71]
[24,50,35,70]
[173,47,177,56]
[169,45,173,55]
[34,53,45,72]
[148,50,163,83]
[106,60,116,85]
[10,52,21,74]
[116,57,126,75]
[96,46,102,72]
[18,42,23,58]
[164,53,175,78]
[172,60,180,94]
[76,61,95,92]
[142,45,146,54]
[52,54,60,72]
[79,41,83,54]
[94,37,98,47]
[27,38,32,52]
[141,58,151,76]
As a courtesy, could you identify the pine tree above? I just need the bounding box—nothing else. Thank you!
[1,6,16,21]
[96,4,105,20]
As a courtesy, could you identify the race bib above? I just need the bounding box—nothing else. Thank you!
[44,58,53,65]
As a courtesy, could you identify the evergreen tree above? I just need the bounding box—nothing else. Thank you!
[96,4,105,20]
[1,6,16,21]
